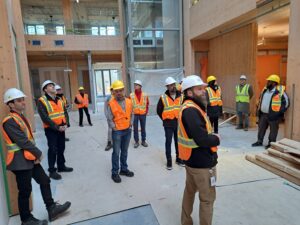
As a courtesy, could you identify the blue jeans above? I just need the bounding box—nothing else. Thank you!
[164,126,179,161]
[133,114,146,142]
[237,111,249,128]
[111,128,132,175]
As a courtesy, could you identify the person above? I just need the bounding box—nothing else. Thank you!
[37,80,73,180]
[178,75,220,225]
[2,88,71,225]
[130,80,149,148]
[104,86,114,151]
[205,75,223,134]
[157,76,184,170]
[107,80,134,183]
[74,87,92,127]
[235,75,254,131]
[252,74,289,149]
[55,84,70,141]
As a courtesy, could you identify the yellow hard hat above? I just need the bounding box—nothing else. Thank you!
[266,74,280,84]
[207,75,217,83]
[78,86,84,91]
[112,80,125,90]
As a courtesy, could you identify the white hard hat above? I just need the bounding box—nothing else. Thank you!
[165,77,177,86]
[134,80,142,86]
[4,88,26,104]
[240,75,247,80]
[181,75,207,92]
[55,84,62,90]
[41,80,55,90]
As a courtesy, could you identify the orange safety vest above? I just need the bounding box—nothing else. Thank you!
[206,86,223,106]
[161,94,183,120]
[2,113,36,165]
[39,96,66,128]
[259,85,285,112]
[76,93,89,108]
[61,95,67,107]
[109,98,132,130]
[130,92,148,115]
[178,100,218,160]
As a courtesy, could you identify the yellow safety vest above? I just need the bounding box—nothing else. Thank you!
[236,84,250,103]
[206,87,223,106]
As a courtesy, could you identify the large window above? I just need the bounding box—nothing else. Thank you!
[95,69,120,97]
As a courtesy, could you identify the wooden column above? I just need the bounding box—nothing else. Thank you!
[62,0,73,33]
[70,60,79,110]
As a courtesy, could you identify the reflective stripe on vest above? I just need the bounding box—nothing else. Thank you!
[259,85,285,113]
[109,98,132,130]
[236,84,250,103]
[206,87,223,106]
[76,94,89,108]
[161,94,183,120]
[130,92,147,115]
[178,100,218,160]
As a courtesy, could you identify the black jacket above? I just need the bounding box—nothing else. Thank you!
[181,97,219,168]
[156,90,182,127]
[206,85,223,118]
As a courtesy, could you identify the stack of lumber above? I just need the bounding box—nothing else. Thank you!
[246,138,300,186]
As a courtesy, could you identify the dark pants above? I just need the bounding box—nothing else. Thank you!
[45,128,66,173]
[133,114,146,143]
[112,128,132,175]
[12,164,54,222]
[209,116,219,134]
[237,111,249,128]
[257,113,279,144]
[164,126,179,161]
[79,107,92,125]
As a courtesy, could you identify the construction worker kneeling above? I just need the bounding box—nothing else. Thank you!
[179,75,220,225]
[2,88,71,225]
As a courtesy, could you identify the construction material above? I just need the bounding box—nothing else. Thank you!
[271,142,300,157]
[219,115,237,126]
[268,149,300,165]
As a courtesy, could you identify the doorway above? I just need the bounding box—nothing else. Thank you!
[95,69,120,97]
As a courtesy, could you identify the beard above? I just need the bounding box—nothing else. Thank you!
[192,92,207,108]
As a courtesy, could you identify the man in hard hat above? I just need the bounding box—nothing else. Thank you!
[55,85,70,141]
[74,87,93,127]
[107,80,134,183]
[130,80,149,148]
[104,85,114,151]
[37,80,73,180]
[2,88,71,225]
[235,75,253,131]
[179,75,220,225]
[252,74,289,149]
[157,76,184,170]
[205,75,223,134]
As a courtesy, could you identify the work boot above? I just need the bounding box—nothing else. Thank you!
[65,137,70,142]
[105,141,112,151]
[166,159,172,170]
[236,126,243,129]
[89,123,93,126]
[49,172,62,180]
[252,141,263,147]
[119,170,134,177]
[265,143,271,149]
[134,142,139,148]
[176,158,185,167]
[244,127,248,131]
[47,201,71,222]
[22,216,48,225]
[141,141,148,147]
[79,124,83,127]
[58,166,73,172]
[111,174,121,183]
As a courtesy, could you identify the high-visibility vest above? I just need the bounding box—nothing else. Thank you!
[259,85,285,112]
[61,95,67,107]
[39,96,66,128]
[206,86,223,106]
[130,92,148,115]
[178,100,218,160]
[76,93,89,108]
[161,94,183,120]
[2,113,36,166]
[236,84,250,103]
[109,98,132,130]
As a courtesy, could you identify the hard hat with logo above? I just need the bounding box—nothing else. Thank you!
[4,88,27,104]
[207,75,217,83]
[165,77,177,86]
[41,80,55,90]
[78,86,84,91]
[267,74,280,84]
[55,84,62,90]
[112,80,125,90]
[134,80,142,86]
[240,75,247,80]
[181,75,207,92]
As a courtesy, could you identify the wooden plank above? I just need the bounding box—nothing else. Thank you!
[255,153,300,179]
[245,155,300,186]
[267,149,300,165]
[270,142,300,157]
[279,138,300,150]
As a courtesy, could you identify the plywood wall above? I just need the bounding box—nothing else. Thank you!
[208,23,258,114]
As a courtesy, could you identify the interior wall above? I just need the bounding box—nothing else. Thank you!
[208,23,258,114]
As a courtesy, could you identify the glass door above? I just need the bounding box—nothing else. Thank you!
[95,69,120,97]
[103,70,111,96]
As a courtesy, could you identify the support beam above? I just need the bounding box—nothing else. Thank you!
[87,51,96,113]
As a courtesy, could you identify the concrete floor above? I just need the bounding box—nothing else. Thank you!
[8,106,300,225]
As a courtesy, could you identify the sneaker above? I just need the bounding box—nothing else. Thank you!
[22,216,48,225]
[166,160,172,170]
[57,166,73,172]
[47,201,71,222]
[49,172,62,180]
[65,137,70,142]
[105,142,112,151]
[111,174,121,183]
[119,170,134,177]
[141,141,148,147]
[176,158,185,167]
[134,142,139,148]
[252,141,263,147]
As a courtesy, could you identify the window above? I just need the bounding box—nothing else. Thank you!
[36,25,45,35]
[27,25,36,35]
[56,26,64,35]
[91,27,99,35]
[107,26,116,36]
[100,27,107,36]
